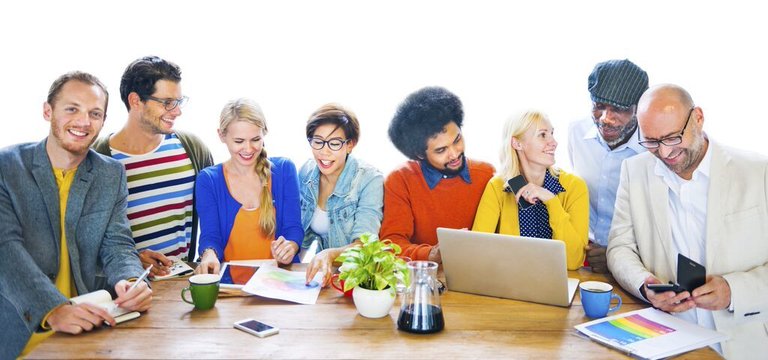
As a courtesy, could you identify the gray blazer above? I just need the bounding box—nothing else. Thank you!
[0,139,144,358]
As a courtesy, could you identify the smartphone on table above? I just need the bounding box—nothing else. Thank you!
[234,319,279,338]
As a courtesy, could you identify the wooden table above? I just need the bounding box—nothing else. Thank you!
[29,267,719,359]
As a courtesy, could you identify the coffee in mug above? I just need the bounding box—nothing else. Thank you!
[181,273,221,310]
[579,281,622,319]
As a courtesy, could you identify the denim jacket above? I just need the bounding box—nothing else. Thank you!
[299,155,384,251]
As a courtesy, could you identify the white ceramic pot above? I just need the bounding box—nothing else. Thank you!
[352,286,396,318]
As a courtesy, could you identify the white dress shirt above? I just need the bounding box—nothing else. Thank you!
[654,142,721,354]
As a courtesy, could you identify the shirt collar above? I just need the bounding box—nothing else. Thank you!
[542,169,566,195]
[420,157,472,190]
[584,123,646,154]
[654,138,712,186]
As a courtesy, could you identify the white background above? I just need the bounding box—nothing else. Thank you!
[2,0,766,174]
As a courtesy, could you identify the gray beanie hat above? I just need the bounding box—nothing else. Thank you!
[588,59,648,110]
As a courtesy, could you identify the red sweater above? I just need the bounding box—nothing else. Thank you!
[379,159,495,261]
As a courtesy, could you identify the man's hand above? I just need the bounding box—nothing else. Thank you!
[644,276,695,313]
[271,236,299,265]
[113,279,152,312]
[691,275,731,311]
[47,303,115,334]
[428,245,442,264]
[195,249,220,275]
[585,243,608,273]
[139,249,173,276]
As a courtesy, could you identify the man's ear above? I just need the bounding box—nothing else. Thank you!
[128,92,142,111]
[43,102,53,122]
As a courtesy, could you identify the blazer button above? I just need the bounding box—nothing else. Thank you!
[24,311,31,322]
[48,273,56,280]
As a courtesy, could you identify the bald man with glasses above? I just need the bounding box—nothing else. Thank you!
[93,56,213,278]
[607,84,768,358]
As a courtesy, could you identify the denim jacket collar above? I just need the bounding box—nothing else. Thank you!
[301,154,360,198]
[419,157,471,190]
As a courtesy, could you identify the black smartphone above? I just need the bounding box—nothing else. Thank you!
[506,175,534,209]
[647,282,684,294]
[677,253,706,292]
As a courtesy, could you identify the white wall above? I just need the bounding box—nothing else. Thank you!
[2,0,766,174]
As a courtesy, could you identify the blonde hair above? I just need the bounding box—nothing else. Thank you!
[498,110,559,182]
[219,98,275,236]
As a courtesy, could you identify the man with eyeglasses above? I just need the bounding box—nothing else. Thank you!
[93,56,213,277]
[607,84,768,358]
[568,59,648,273]
[380,86,494,263]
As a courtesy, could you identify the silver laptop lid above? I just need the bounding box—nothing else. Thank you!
[437,227,578,307]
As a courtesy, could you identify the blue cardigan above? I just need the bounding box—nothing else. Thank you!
[195,157,302,263]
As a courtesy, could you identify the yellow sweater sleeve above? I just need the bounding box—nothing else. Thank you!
[544,172,589,270]
[472,177,504,233]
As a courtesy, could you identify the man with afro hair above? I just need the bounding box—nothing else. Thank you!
[380,86,494,262]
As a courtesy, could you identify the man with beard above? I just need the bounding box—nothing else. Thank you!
[380,86,494,262]
[607,84,768,358]
[0,72,152,358]
[568,59,648,273]
[93,56,212,277]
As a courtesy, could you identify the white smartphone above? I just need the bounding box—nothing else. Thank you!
[233,318,279,338]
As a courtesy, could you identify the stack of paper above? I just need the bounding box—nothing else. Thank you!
[575,307,728,360]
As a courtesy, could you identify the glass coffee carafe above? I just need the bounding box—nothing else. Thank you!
[397,261,444,333]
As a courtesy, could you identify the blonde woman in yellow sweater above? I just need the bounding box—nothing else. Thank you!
[472,110,589,270]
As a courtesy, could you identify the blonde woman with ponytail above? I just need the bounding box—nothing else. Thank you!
[195,98,302,276]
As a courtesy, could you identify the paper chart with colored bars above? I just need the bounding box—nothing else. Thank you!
[585,313,675,345]
[241,265,322,305]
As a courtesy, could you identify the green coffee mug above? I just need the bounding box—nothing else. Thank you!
[181,274,221,310]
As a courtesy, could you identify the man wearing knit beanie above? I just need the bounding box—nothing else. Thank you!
[567,59,648,273]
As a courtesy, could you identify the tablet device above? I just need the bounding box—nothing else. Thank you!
[219,263,260,289]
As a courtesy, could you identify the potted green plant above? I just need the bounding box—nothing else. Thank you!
[335,232,410,318]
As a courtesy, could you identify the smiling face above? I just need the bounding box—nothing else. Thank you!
[44,80,107,159]
[514,119,557,169]
[636,85,708,180]
[219,120,265,168]
[422,121,465,174]
[138,80,182,134]
[591,102,637,148]
[310,123,354,178]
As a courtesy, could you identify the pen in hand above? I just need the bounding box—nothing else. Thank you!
[128,264,153,293]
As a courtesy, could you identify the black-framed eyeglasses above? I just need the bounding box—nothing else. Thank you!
[145,95,189,111]
[637,107,695,149]
[308,137,348,151]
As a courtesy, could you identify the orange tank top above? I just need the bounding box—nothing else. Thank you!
[223,169,275,283]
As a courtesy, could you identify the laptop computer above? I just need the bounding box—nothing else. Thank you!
[437,227,579,307]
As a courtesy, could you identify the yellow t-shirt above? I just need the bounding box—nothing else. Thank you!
[22,167,78,356]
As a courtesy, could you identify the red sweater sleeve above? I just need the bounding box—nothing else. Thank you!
[379,168,433,261]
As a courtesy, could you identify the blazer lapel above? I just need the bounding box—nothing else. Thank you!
[66,154,95,291]
[31,140,61,252]
[646,159,677,274]
[705,143,727,270]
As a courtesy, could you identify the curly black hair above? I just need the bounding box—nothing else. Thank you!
[388,86,464,160]
[119,56,182,111]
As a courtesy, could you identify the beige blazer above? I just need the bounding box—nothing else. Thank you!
[607,141,768,359]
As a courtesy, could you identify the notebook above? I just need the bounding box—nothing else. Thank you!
[437,227,579,307]
[151,260,194,281]
[70,289,140,324]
